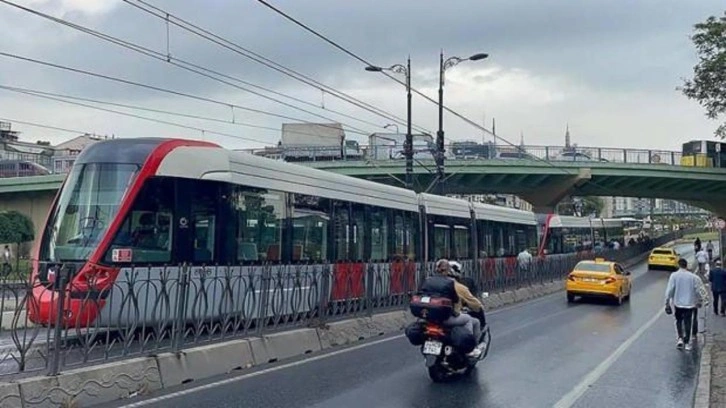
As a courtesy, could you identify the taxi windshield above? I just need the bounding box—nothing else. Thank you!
[652,249,673,255]
[575,262,611,273]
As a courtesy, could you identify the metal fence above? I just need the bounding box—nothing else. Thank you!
[243,143,690,167]
[0,229,690,379]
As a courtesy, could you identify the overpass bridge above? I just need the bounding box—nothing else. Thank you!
[302,158,726,214]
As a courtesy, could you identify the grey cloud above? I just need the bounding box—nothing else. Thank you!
[0,0,723,147]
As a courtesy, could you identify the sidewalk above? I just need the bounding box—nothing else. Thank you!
[699,310,726,407]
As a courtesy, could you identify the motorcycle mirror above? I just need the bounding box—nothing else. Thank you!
[480,292,490,300]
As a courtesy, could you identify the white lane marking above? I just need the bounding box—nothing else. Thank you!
[552,307,664,408]
[118,334,405,407]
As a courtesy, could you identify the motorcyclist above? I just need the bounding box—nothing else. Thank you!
[421,258,484,358]
[449,261,487,328]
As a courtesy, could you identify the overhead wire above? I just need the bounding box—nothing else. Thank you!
[0,0,382,135]
[0,85,298,145]
[0,117,97,136]
[0,83,366,141]
[0,51,371,137]
[253,0,629,199]
[121,0,431,135]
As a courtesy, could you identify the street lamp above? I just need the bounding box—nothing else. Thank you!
[383,123,400,134]
[436,51,488,195]
[365,58,413,190]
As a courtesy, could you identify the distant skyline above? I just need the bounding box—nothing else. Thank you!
[0,0,724,151]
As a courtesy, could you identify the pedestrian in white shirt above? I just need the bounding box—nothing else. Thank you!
[665,258,708,350]
[517,248,532,269]
[696,249,709,276]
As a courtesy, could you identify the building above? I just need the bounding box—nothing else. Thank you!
[448,193,533,212]
[611,196,708,217]
[52,134,105,173]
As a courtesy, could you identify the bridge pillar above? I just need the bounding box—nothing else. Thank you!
[520,168,592,212]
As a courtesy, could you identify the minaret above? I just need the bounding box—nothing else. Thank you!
[565,123,571,148]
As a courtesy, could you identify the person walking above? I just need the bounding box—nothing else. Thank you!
[709,259,726,316]
[665,258,708,350]
[696,247,709,278]
[707,240,715,261]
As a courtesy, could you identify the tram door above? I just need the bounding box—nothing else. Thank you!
[173,179,223,265]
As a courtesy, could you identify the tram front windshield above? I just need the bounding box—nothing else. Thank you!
[40,163,139,262]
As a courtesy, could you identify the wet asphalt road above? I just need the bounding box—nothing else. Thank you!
[105,245,703,408]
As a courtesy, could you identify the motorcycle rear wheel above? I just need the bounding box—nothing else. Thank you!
[428,365,448,383]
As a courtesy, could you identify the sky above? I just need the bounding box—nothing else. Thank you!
[0,0,723,152]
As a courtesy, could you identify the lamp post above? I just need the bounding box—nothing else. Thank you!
[436,51,488,195]
[366,58,413,190]
[384,123,400,134]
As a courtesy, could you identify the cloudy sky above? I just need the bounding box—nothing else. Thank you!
[0,0,723,151]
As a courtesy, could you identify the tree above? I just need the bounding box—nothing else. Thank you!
[0,211,34,273]
[680,11,726,139]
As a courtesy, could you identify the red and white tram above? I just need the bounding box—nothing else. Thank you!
[28,138,610,328]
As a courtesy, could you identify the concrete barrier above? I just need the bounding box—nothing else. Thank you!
[248,328,322,365]
[156,339,254,388]
[0,382,21,408]
[17,357,161,407]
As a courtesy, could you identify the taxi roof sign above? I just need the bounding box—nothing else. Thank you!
[594,257,606,262]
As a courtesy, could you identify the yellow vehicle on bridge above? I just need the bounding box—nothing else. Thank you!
[647,247,679,271]
[566,258,632,305]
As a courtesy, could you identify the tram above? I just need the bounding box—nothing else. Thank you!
[537,214,628,256]
[28,138,623,328]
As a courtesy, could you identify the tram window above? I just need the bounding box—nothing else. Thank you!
[477,220,493,258]
[393,213,408,259]
[404,211,418,261]
[351,205,366,261]
[333,201,350,261]
[453,225,470,259]
[105,177,173,263]
[230,187,283,262]
[370,207,388,261]
[292,194,330,262]
[433,224,450,259]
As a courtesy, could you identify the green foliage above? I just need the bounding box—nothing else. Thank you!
[680,11,726,138]
[0,211,34,244]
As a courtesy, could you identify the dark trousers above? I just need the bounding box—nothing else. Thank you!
[675,307,695,344]
[714,291,726,314]
[693,308,699,335]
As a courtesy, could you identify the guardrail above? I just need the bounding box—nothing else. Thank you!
[241,143,693,167]
[0,229,691,379]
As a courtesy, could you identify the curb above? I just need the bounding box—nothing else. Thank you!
[0,247,673,407]
[694,330,712,408]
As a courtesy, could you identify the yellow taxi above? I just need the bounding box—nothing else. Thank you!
[647,247,679,271]
[566,258,632,305]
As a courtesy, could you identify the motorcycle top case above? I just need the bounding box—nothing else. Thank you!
[409,295,454,322]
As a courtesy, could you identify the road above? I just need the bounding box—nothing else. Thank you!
[103,244,703,408]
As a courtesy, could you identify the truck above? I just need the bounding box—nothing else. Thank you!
[280,123,362,162]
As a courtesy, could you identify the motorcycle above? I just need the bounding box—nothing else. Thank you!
[408,292,492,382]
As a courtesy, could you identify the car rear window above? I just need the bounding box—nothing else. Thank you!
[652,250,673,255]
[575,262,611,273]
